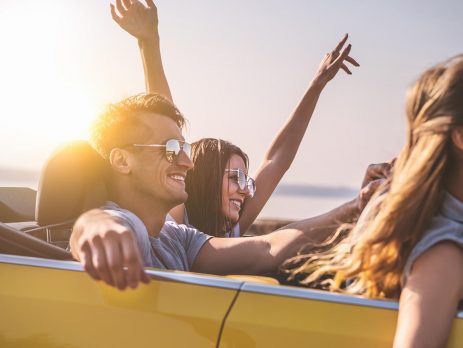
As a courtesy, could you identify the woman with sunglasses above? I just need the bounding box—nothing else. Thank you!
[110,0,360,236]
[281,55,463,347]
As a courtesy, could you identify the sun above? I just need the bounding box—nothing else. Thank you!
[0,2,99,147]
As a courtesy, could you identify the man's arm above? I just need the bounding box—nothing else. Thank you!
[192,198,359,275]
[393,242,463,348]
[71,209,150,290]
[111,0,173,101]
[71,163,388,288]
[193,161,391,274]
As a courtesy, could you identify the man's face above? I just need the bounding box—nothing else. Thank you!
[126,112,193,209]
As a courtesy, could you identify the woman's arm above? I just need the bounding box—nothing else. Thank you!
[394,242,463,348]
[110,0,172,101]
[238,35,360,233]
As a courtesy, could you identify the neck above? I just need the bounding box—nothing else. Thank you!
[110,186,169,238]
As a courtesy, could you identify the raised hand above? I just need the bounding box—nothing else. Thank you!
[110,0,158,41]
[312,34,360,86]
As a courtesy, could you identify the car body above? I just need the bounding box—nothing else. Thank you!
[1,250,463,347]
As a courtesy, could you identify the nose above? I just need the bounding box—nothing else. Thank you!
[237,184,251,197]
[175,150,194,170]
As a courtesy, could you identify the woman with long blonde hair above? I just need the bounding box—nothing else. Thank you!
[282,55,463,347]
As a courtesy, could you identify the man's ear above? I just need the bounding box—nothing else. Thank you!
[451,127,463,152]
[109,148,131,174]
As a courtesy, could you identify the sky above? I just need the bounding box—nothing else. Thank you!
[1,0,463,192]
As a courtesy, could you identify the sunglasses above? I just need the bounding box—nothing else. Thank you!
[225,169,256,197]
[131,139,192,163]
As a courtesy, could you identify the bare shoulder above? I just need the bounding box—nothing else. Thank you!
[408,241,463,295]
[413,241,463,269]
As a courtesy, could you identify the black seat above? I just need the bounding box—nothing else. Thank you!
[35,140,108,226]
[1,141,108,260]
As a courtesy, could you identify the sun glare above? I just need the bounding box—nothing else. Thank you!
[1,2,98,146]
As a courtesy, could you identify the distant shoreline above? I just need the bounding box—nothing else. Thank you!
[0,167,357,199]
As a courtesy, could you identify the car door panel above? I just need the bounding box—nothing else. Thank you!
[219,283,463,347]
[0,254,241,348]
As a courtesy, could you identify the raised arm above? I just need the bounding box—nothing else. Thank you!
[393,242,463,348]
[238,34,360,233]
[110,0,172,101]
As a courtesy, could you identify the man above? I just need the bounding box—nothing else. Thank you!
[71,93,388,290]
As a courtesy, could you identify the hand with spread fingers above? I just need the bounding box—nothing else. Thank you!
[71,209,151,290]
[312,34,360,86]
[110,0,158,41]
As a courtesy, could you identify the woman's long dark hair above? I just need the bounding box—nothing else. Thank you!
[185,138,249,236]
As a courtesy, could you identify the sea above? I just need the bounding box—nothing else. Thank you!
[1,168,356,221]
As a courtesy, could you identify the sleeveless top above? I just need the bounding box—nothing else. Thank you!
[401,192,463,286]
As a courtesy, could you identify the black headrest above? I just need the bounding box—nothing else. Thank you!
[35,141,108,226]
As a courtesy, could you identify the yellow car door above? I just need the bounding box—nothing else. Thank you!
[219,282,463,347]
[0,254,241,348]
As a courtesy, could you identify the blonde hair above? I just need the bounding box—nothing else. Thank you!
[91,93,185,159]
[283,55,463,298]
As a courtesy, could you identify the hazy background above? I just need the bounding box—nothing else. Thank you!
[1,0,462,219]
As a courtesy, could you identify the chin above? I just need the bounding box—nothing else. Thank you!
[225,214,240,225]
[169,191,188,206]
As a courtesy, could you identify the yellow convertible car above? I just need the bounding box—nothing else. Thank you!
[1,141,462,348]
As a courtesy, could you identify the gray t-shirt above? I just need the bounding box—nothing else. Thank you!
[104,202,212,271]
[402,192,463,286]
[167,207,241,237]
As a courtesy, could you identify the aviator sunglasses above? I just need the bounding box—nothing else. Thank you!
[130,139,192,163]
[225,168,256,198]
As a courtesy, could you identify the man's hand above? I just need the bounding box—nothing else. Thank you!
[110,0,158,41]
[72,209,150,290]
[312,34,360,87]
[356,162,393,213]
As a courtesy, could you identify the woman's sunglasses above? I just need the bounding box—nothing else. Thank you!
[225,168,256,197]
[131,139,192,163]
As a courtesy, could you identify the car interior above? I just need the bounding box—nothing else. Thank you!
[0,141,108,260]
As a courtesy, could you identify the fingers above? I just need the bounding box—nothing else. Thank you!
[90,237,115,287]
[122,0,131,10]
[110,4,122,24]
[361,162,392,188]
[332,43,351,68]
[145,0,156,9]
[359,178,385,211]
[345,55,360,67]
[341,63,352,75]
[116,0,127,16]
[81,230,148,290]
[120,231,149,288]
[333,33,348,54]
[80,243,100,281]
[104,233,128,290]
